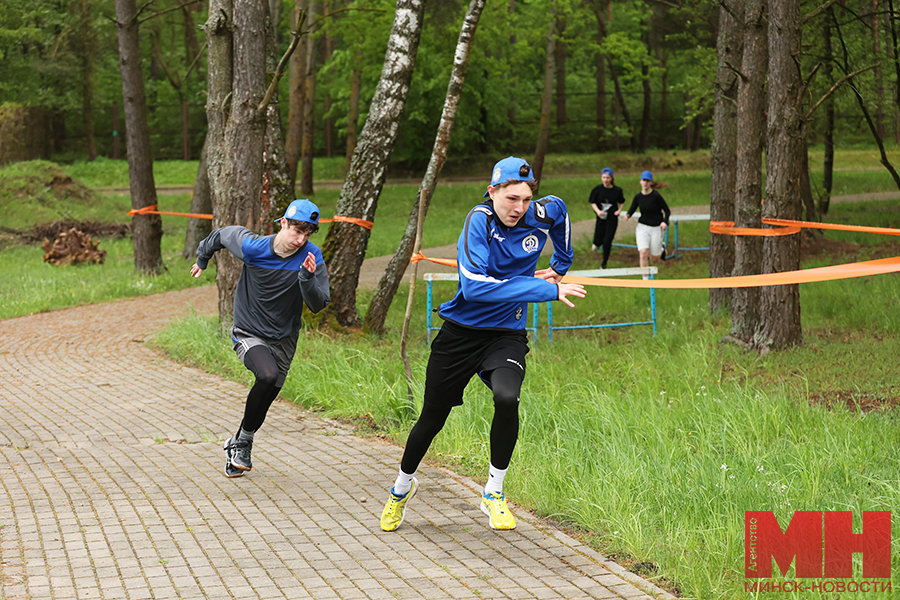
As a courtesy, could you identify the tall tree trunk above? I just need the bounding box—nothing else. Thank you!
[263,3,295,224]
[299,1,320,196]
[729,0,767,345]
[532,12,556,188]
[80,0,97,161]
[181,0,203,79]
[508,0,517,125]
[639,58,651,153]
[757,0,803,351]
[345,58,362,173]
[324,1,334,158]
[205,0,268,321]
[183,136,212,258]
[659,49,669,150]
[595,8,606,151]
[884,0,900,143]
[114,0,164,275]
[363,0,486,335]
[821,14,834,215]
[709,5,741,314]
[286,1,308,187]
[874,0,886,139]
[320,0,426,327]
[607,56,634,151]
[555,15,567,128]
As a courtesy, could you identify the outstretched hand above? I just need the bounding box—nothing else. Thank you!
[557,283,586,308]
[302,252,317,273]
[534,267,562,284]
[189,263,203,278]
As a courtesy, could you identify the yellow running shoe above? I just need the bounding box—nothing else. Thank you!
[380,477,418,532]
[481,491,516,530]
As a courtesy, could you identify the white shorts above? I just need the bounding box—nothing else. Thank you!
[635,222,664,256]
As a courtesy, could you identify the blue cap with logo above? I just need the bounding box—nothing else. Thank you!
[275,199,320,224]
[641,170,653,181]
[484,156,536,197]
[601,167,613,176]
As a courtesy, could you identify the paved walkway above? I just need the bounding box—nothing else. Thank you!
[0,287,675,599]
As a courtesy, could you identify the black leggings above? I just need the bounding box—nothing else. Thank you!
[400,368,521,474]
[239,345,283,433]
[593,216,618,265]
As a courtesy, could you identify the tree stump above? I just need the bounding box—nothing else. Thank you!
[41,228,107,266]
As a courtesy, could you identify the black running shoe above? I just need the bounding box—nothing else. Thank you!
[224,436,252,472]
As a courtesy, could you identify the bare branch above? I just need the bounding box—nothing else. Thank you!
[724,60,747,81]
[138,0,203,25]
[308,6,388,28]
[184,41,208,82]
[804,0,842,24]
[805,64,878,120]
[257,9,308,112]
[799,61,822,99]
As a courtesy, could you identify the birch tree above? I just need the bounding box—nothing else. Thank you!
[363,0,486,335]
[320,0,427,327]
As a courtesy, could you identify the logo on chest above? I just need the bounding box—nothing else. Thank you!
[491,229,506,243]
[522,234,539,253]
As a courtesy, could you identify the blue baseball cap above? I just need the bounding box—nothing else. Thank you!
[601,168,613,176]
[275,199,320,224]
[641,170,653,181]
[484,156,535,197]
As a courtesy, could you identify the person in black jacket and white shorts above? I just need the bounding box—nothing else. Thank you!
[624,171,671,279]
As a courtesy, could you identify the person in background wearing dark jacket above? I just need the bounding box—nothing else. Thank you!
[588,167,626,268]
[190,199,331,478]
[624,171,671,279]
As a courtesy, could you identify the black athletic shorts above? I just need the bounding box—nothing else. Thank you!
[423,320,529,409]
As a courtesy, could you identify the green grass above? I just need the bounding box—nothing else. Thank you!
[0,192,210,319]
[152,249,900,599]
[3,153,900,598]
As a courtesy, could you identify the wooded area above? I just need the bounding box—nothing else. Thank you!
[3,0,900,351]
[2,0,898,167]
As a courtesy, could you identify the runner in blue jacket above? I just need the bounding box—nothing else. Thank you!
[381,157,586,532]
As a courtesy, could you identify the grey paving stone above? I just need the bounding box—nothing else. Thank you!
[0,288,675,600]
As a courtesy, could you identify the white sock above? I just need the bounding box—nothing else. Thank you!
[484,464,508,496]
[642,274,649,280]
[392,468,416,496]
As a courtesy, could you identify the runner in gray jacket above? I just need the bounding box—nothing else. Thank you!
[190,199,330,477]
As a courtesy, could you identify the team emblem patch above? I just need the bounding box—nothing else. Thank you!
[287,205,297,218]
[522,234,539,253]
[515,306,523,320]
[492,167,502,183]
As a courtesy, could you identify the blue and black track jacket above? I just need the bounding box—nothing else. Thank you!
[196,226,330,340]
[439,196,574,331]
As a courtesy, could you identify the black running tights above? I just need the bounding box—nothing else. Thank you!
[240,345,283,433]
[400,368,521,474]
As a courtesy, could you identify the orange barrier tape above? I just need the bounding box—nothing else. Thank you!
[413,218,900,289]
[127,204,214,220]
[411,252,459,268]
[561,256,900,289]
[710,221,800,236]
[321,215,374,230]
[127,205,373,229]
